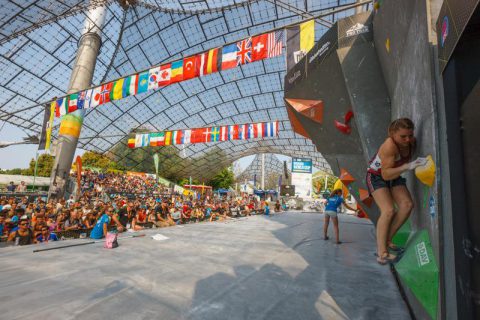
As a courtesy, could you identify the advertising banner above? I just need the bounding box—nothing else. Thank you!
[292,158,313,173]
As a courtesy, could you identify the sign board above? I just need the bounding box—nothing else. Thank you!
[291,172,312,198]
[292,158,313,173]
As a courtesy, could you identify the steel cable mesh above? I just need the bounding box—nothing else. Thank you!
[0,0,360,177]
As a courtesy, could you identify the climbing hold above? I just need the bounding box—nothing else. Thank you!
[334,110,354,134]
[333,179,349,198]
[344,110,353,123]
[415,155,436,187]
[356,203,368,219]
[385,38,390,53]
[339,168,355,185]
[284,98,324,124]
[334,120,351,134]
[359,188,373,208]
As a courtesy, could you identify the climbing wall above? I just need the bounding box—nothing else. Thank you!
[284,11,389,223]
[284,3,443,319]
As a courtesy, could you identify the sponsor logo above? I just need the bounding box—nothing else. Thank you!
[346,23,369,37]
[441,16,449,48]
[309,41,330,64]
[293,50,307,64]
[415,241,430,266]
[288,70,301,84]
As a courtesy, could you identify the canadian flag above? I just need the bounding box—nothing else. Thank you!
[158,64,171,86]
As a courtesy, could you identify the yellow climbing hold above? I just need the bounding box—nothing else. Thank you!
[333,179,350,198]
[385,38,390,53]
[415,155,436,187]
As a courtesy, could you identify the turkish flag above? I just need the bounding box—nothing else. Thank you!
[183,56,197,80]
[191,128,204,143]
[158,63,171,86]
[252,34,268,61]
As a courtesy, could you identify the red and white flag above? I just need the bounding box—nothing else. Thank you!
[252,34,268,61]
[220,126,228,141]
[93,83,113,106]
[183,57,197,80]
[159,64,171,86]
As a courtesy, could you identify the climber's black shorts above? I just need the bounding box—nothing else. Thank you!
[366,172,406,195]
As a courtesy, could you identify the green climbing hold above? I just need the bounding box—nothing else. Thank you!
[395,230,439,319]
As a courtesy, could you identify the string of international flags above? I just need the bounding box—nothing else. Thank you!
[49,15,319,118]
[128,121,279,148]
[52,29,288,117]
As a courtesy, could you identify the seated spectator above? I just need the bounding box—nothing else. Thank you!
[170,205,181,225]
[36,226,58,243]
[8,217,35,245]
[64,209,81,231]
[275,200,281,212]
[132,207,148,230]
[90,208,114,239]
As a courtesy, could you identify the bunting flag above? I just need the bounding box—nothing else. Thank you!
[128,121,279,148]
[50,25,289,118]
[54,97,68,117]
[251,31,284,61]
[221,44,237,70]
[183,57,197,80]
[237,37,252,66]
[197,48,219,76]
[171,60,183,83]
[111,78,125,100]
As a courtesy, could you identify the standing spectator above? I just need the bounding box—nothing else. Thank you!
[7,182,16,192]
[323,189,358,244]
[16,181,27,193]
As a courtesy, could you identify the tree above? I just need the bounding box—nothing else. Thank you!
[207,167,235,189]
[81,151,125,171]
[0,153,54,177]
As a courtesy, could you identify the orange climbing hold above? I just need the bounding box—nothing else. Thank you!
[284,98,324,124]
[359,188,373,208]
[339,168,355,185]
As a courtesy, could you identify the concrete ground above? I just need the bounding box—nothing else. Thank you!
[0,212,411,320]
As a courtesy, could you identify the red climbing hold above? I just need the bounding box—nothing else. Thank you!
[356,203,369,219]
[359,188,373,208]
[334,110,354,134]
[339,168,355,185]
[334,120,351,134]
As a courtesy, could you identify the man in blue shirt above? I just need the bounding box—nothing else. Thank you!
[324,189,358,244]
[90,207,113,239]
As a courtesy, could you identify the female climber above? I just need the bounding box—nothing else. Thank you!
[323,189,358,244]
[366,118,426,265]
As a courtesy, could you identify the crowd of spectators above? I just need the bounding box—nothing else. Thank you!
[0,171,276,246]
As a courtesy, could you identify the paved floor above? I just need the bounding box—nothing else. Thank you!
[0,212,411,320]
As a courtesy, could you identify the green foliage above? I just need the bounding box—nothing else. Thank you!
[81,151,124,171]
[207,167,234,189]
[0,153,54,177]
[312,171,337,194]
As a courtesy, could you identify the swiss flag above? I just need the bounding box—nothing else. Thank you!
[252,34,268,61]
[159,64,171,86]
[183,56,197,80]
